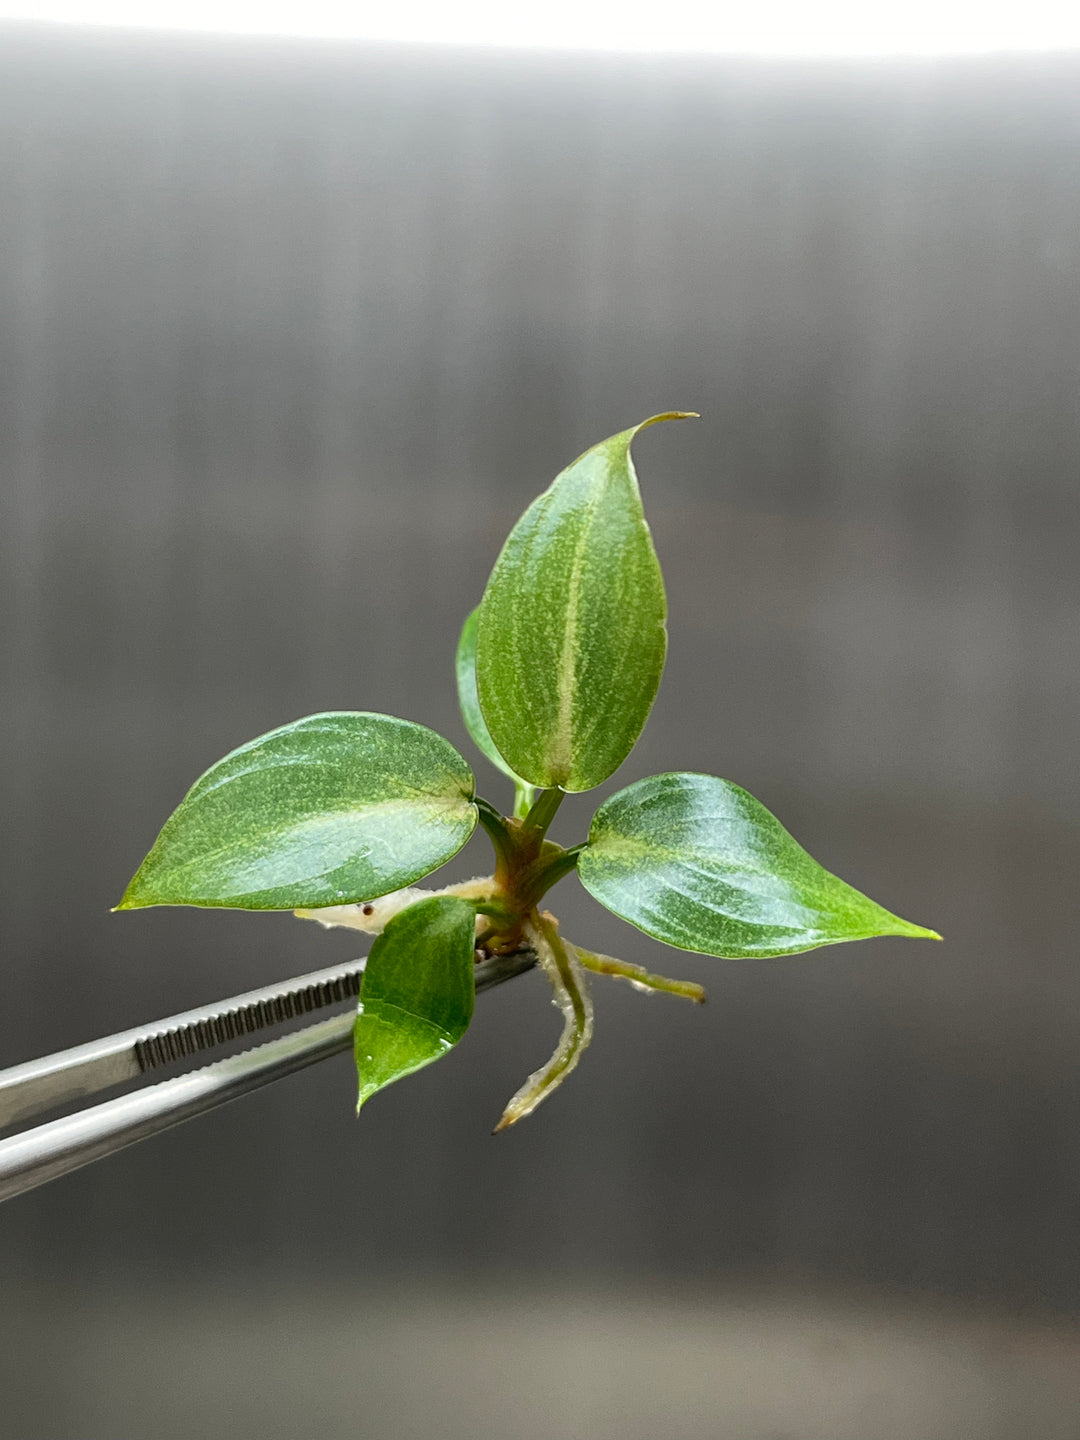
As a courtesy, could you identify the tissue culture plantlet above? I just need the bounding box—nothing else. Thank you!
[117,414,939,1129]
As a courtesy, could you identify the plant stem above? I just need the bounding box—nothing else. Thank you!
[521,786,564,840]
[474,796,517,870]
[512,781,537,821]
[519,842,586,904]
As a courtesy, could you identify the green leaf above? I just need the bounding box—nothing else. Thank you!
[456,607,536,817]
[475,413,694,793]
[578,773,941,958]
[456,608,518,780]
[117,712,477,911]
[355,894,477,1110]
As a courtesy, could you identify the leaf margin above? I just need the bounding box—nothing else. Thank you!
[474,411,696,793]
[354,892,478,1111]
[116,710,478,912]
[578,770,941,958]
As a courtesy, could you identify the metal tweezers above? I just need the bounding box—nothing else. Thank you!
[0,947,535,1204]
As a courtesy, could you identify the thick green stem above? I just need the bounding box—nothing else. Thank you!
[512,781,537,821]
[521,786,564,840]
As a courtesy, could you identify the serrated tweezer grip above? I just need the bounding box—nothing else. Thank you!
[0,958,372,1131]
[0,949,535,1204]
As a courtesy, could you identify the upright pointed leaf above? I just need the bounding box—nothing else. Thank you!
[475,413,693,792]
[117,713,477,911]
[355,895,476,1109]
[579,773,940,958]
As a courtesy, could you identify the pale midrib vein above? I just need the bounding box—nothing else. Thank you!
[552,486,602,782]
[363,1000,456,1047]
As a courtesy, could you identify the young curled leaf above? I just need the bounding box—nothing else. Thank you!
[476,413,694,793]
[355,895,477,1110]
[117,713,477,911]
[578,773,941,958]
[455,606,536,817]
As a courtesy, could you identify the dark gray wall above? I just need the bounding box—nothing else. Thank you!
[2,24,1079,1437]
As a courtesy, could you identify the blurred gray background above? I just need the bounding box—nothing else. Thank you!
[2,23,1079,1439]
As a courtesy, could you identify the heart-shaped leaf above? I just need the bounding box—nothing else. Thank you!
[355,894,476,1110]
[117,712,477,911]
[475,413,693,793]
[578,773,940,957]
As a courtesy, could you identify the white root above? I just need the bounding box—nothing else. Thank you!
[293,876,497,937]
[494,914,594,1131]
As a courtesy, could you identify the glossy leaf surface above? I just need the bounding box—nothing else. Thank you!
[118,713,476,910]
[579,772,940,958]
[456,607,529,790]
[475,413,692,792]
[355,895,477,1109]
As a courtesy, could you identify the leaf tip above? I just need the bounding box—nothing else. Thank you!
[889,917,942,942]
[635,410,700,434]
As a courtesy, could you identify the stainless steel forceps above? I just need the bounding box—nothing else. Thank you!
[0,948,535,1204]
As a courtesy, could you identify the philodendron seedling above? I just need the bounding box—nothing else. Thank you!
[117,413,939,1129]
